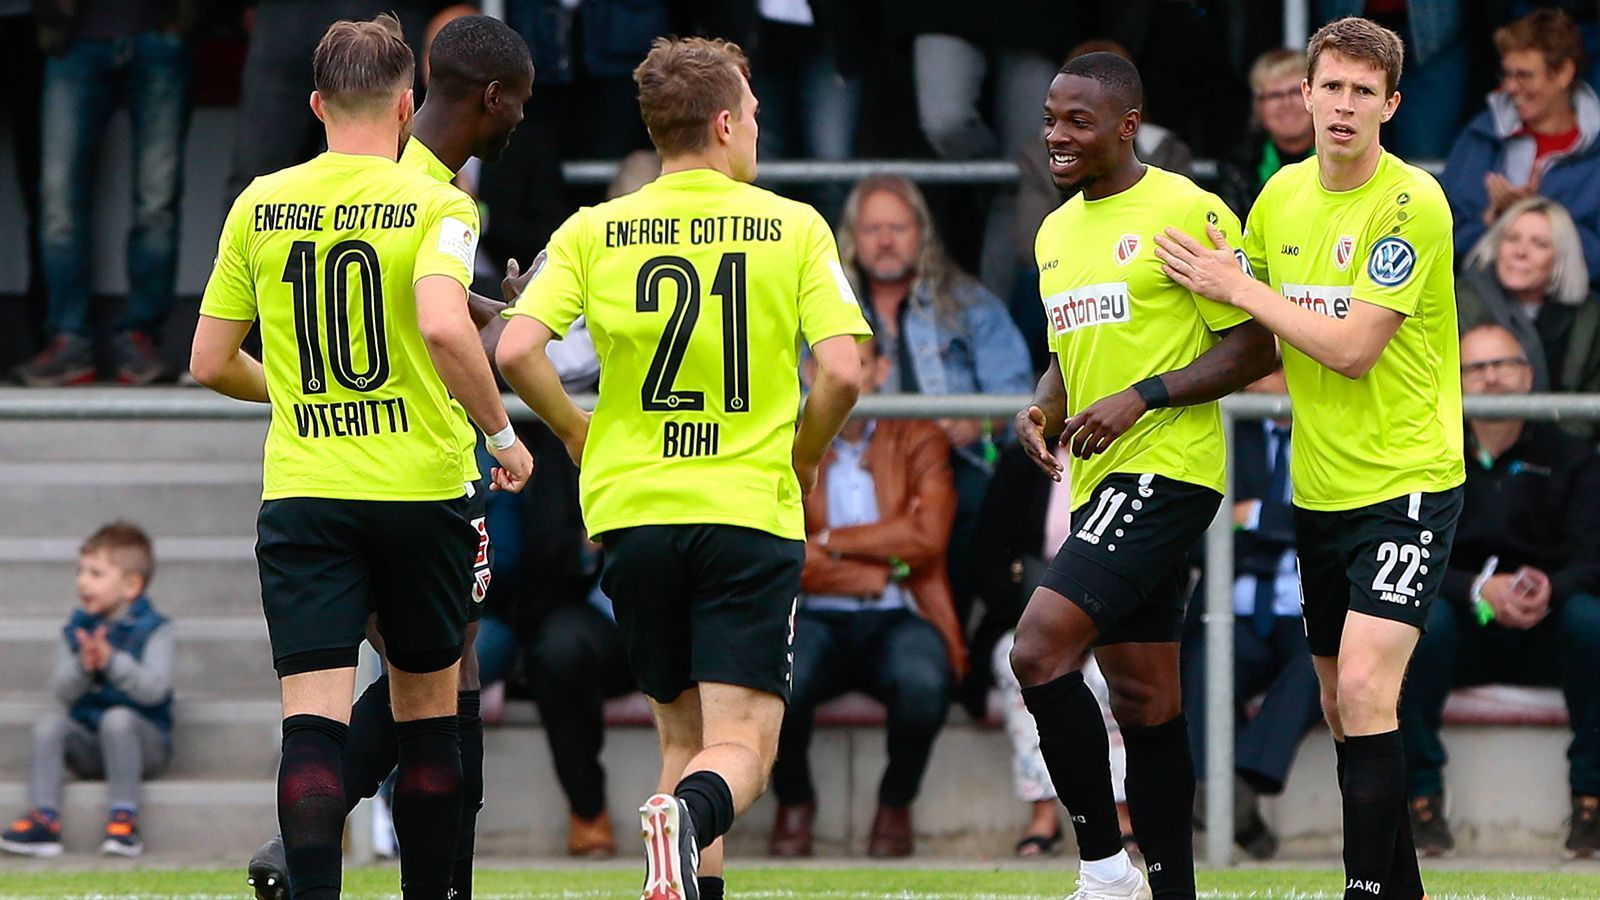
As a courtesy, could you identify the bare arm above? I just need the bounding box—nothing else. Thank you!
[793,335,863,496]
[1155,224,1404,379]
[1060,319,1276,460]
[190,316,269,402]
[418,275,534,492]
[495,314,592,465]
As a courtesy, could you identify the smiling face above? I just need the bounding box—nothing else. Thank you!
[1495,209,1558,299]
[1304,50,1399,166]
[76,550,143,618]
[1500,48,1576,130]
[1042,73,1138,194]
[1257,73,1314,147]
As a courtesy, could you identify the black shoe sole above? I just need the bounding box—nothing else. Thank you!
[248,861,289,900]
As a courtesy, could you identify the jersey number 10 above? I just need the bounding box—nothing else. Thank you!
[636,253,750,414]
[281,240,390,395]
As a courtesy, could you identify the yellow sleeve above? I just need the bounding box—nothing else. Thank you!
[1183,195,1254,333]
[795,207,873,346]
[1241,192,1270,287]
[413,187,480,289]
[504,208,587,339]
[199,191,259,322]
[1353,182,1452,317]
[1034,217,1058,355]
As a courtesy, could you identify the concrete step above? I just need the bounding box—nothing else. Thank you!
[0,463,261,538]
[0,617,278,700]
[0,418,266,463]
[0,537,260,617]
[0,778,275,861]
[0,698,280,781]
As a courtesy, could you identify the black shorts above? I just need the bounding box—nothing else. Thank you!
[1040,473,1220,645]
[257,495,478,677]
[599,524,805,703]
[465,480,492,626]
[1295,487,1463,657]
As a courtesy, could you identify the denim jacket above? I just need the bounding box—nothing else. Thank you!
[1318,0,1459,64]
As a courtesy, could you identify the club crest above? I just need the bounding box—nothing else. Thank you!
[1115,234,1141,267]
[1333,235,1355,271]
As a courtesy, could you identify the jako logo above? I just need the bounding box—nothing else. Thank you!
[1367,236,1416,286]
[1346,879,1382,895]
[1280,244,1300,256]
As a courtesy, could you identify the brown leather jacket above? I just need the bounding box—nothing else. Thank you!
[801,418,968,679]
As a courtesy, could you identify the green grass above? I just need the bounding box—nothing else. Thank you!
[2,866,1600,899]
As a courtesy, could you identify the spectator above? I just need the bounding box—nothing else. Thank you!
[769,337,965,859]
[1442,8,1600,280]
[1013,39,1194,373]
[226,1,432,203]
[1319,0,1469,158]
[971,440,1133,858]
[13,0,199,386]
[0,523,173,858]
[1458,198,1600,414]
[1180,365,1323,861]
[0,0,43,360]
[1218,48,1316,218]
[836,174,1032,624]
[1398,323,1600,858]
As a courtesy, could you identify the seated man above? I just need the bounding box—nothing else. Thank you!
[1400,323,1600,857]
[769,337,966,858]
[1181,363,1322,860]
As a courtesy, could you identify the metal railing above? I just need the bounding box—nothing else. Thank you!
[6,387,1597,868]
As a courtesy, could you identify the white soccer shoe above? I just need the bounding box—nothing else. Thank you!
[639,793,700,900]
[1064,866,1153,900]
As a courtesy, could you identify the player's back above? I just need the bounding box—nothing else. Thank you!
[202,151,482,501]
[516,167,869,540]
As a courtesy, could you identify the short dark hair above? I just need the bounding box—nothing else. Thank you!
[427,14,533,99]
[1307,17,1404,96]
[314,13,415,114]
[81,521,155,588]
[633,36,751,157]
[1057,50,1144,112]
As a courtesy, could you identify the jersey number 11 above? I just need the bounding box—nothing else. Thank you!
[636,253,750,414]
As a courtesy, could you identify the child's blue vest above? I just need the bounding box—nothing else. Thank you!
[63,596,173,738]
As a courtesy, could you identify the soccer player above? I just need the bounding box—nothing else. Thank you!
[243,15,536,900]
[494,37,870,900]
[189,15,533,900]
[1008,52,1276,900]
[1155,17,1463,900]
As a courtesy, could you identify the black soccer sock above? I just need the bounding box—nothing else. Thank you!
[452,690,484,900]
[341,674,397,813]
[1335,738,1346,792]
[1341,731,1406,899]
[675,770,735,850]
[393,716,462,900]
[1389,795,1425,900]
[1121,714,1197,899]
[1020,671,1124,863]
[279,714,350,900]
[698,875,725,900]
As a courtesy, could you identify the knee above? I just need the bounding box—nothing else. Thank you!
[1335,665,1398,727]
[96,706,140,738]
[33,710,71,743]
[1009,629,1080,689]
[889,671,952,730]
[1108,680,1180,729]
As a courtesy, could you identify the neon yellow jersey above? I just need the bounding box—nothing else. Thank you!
[1036,165,1252,508]
[399,138,481,483]
[505,168,872,540]
[1242,152,1465,511]
[201,151,482,501]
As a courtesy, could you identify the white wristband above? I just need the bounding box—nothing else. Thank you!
[486,423,517,451]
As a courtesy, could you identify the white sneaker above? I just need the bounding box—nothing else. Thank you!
[1065,866,1152,900]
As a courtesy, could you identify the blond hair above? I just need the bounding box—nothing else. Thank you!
[836,175,974,326]
[633,37,751,158]
[1250,47,1306,95]
[1466,196,1590,307]
[1307,17,1404,95]
[313,13,415,114]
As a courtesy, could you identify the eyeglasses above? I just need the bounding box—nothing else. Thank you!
[1254,87,1302,104]
[1461,356,1531,378]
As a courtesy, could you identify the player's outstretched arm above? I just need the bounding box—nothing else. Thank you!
[1156,224,1404,379]
[793,334,863,497]
[417,275,533,492]
[1014,357,1067,479]
[190,316,269,403]
[495,313,591,466]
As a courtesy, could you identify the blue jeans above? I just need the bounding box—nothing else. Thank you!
[40,33,191,338]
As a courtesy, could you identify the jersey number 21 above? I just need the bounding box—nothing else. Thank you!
[636,253,751,414]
